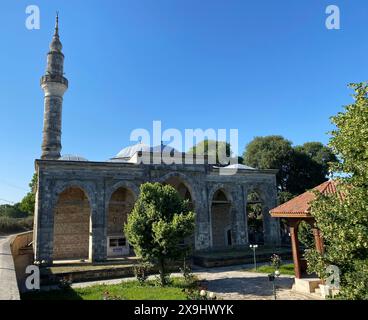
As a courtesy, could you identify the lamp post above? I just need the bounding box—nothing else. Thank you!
[249,244,258,270]
[268,270,281,300]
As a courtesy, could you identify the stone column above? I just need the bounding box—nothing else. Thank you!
[263,185,281,245]
[231,185,247,246]
[91,181,107,261]
[33,180,55,265]
[194,183,211,251]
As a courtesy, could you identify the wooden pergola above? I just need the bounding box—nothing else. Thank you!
[270,180,339,279]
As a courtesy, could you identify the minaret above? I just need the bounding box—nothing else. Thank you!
[40,13,68,160]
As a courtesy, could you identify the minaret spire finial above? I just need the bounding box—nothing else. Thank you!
[55,11,59,36]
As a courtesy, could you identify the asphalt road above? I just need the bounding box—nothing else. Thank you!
[0,234,20,300]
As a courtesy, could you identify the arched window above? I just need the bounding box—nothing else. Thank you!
[211,189,232,248]
[247,190,264,245]
[107,187,135,257]
[53,187,91,261]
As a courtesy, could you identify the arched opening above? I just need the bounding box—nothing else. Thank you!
[164,176,193,209]
[107,187,135,257]
[53,187,91,261]
[211,189,232,248]
[247,191,264,245]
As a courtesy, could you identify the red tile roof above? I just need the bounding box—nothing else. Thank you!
[270,180,340,218]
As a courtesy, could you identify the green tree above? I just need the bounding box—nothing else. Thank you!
[306,83,368,299]
[0,204,27,218]
[188,139,232,165]
[243,136,336,196]
[243,135,294,192]
[295,142,337,176]
[19,173,37,215]
[124,182,195,286]
[286,150,328,195]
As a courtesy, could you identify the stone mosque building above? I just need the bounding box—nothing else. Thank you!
[33,17,280,264]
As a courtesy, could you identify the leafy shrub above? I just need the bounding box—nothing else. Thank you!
[270,254,282,270]
[133,261,152,285]
[0,216,33,233]
[179,261,197,288]
[298,221,314,249]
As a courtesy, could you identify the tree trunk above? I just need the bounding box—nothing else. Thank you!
[158,258,166,286]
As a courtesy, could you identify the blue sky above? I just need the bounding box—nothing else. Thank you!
[1,0,367,203]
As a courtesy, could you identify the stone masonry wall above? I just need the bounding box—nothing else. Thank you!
[53,187,90,260]
[34,160,280,264]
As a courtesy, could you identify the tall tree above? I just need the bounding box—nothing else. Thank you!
[307,83,368,299]
[243,136,336,197]
[124,183,195,286]
[295,142,337,177]
[243,135,294,192]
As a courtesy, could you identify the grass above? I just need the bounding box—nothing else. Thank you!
[22,277,192,300]
[244,263,295,276]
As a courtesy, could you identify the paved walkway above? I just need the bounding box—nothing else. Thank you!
[0,235,20,300]
[192,265,319,300]
[68,264,319,300]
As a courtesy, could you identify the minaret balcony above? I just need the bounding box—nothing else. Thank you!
[40,74,68,87]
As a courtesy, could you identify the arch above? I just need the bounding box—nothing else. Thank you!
[208,183,233,205]
[163,176,194,209]
[105,180,139,204]
[52,186,92,261]
[210,186,233,248]
[155,172,198,204]
[106,183,137,257]
[51,180,97,210]
[246,189,265,245]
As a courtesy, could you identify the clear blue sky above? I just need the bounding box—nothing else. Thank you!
[1,0,367,203]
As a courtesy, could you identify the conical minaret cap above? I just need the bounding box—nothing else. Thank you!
[49,13,62,52]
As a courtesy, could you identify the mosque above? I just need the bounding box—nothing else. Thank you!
[33,16,280,264]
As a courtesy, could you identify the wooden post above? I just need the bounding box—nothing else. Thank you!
[312,228,324,254]
[289,220,302,279]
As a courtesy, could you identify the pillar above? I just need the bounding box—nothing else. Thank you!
[289,220,302,279]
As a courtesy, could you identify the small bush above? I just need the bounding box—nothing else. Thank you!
[153,274,172,287]
[270,254,282,270]
[0,216,33,233]
[179,261,197,288]
[133,261,152,285]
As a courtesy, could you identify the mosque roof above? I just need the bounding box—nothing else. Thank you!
[59,154,88,161]
[224,163,255,170]
[114,142,179,160]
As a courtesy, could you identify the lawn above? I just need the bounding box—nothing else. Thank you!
[22,277,191,300]
[244,263,295,276]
